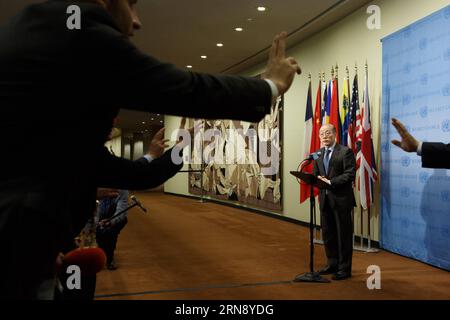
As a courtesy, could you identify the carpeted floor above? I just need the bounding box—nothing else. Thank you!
[95,192,450,300]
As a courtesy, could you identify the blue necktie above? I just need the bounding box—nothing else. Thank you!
[324,149,332,175]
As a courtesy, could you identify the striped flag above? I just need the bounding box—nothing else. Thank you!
[340,76,351,146]
[323,80,332,124]
[300,79,314,203]
[356,69,378,210]
[348,74,360,155]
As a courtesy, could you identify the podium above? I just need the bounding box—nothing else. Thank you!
[290,171,330,283]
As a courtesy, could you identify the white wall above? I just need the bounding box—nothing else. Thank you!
[105,135,122,157]
[164,0,450,241]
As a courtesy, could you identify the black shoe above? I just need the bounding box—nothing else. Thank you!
[318,265,338,275]
[107,261,118,270]
[332,271,351,280]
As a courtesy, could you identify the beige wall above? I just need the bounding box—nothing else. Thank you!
[164,0,450,241]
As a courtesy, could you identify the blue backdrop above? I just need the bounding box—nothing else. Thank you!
[381,5,450,271]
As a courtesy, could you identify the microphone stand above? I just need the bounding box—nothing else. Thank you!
[294,158,330,283]
[102,197,147,224]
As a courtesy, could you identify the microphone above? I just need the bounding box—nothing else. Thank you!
[63,247,107,276]
[131,195,147,213]
[306,151,322,161]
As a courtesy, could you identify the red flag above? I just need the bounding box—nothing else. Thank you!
[300,81,321,203]
[300,80,314,203]
[329,78,341,143]
[312,81,322,153]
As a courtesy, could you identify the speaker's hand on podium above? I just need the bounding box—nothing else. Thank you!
[318,176,331,185]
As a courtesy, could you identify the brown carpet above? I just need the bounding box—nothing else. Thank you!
[95,192,450,300]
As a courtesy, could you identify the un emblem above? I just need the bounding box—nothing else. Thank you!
[420,106,428,118]
[420,74,428,86]
[419,172,429,184]
[401,187,411,198]
[419,38,428,50]
[402,94,411,105]
[401,156,411,167]
[441,191,450,202]
[442,120,450,132]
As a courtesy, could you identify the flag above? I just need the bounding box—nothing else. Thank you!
[312,81,322,154]
[348,74,360,155]
[300,80,314,203]
[329,77,341,143]
[356,70,378,210]
[323,80,332,124]
[321,81,328,124]
[340,76,351,146]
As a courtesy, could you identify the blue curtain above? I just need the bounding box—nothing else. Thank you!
[381,5,450,271]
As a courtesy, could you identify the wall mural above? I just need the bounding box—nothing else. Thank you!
[188,98,283,212]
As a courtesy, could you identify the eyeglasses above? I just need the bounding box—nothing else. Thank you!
[319,131,334,137]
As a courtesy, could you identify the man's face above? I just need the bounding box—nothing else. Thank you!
[319,125,336,148]
[108,0,142,37]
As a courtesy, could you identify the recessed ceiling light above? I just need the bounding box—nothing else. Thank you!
[235,27,243,32]
[201,55,207,59]
[160,120,163,123]
[142,121,146,124]
[247,18,253,21]
[157,114,160,116]
[151,118,154,121]
[186,65,193,69]
[216,43,224,47]
[257,6,266,12]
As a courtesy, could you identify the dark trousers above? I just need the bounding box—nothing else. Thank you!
[321,196,353,273]
[0,192,61,299]
[96,218,127,264]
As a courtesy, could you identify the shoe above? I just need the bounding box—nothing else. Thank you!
[107,260,118,270]
[332,271,351,280]
[318,265,338,275]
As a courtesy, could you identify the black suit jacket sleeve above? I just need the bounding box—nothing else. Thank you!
[78,4,272,122]
[329,148,356,189]
[421,142,450,169]
[95,146,183,190]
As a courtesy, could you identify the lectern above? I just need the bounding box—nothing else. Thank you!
[290,170,330,283]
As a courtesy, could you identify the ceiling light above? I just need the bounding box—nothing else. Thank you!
[160,120,163,123]
[216,43,223,47]
[201,55,207,59]
[235,27,243,32]
[151,118,154,121]
[257,6,266,12]
[142,121,146,124]
[186,65,193,69]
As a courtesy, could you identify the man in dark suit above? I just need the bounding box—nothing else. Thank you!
[0,0,301,298]
[313,124,356,280]
[391,118,450,169]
